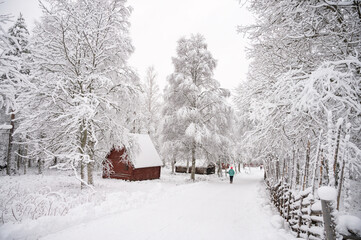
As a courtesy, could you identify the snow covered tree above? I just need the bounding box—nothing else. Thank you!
[235,0,361,192]
[16,0,139,187]
[143,66,161,135]
[162,34,234,181]
[0,8,13,173]
[0,13,30,175]
[141,66,163,160]
[0,11,13,110]
[125,66,162,136]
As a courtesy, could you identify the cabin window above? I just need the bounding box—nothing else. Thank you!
[124,164,129,171]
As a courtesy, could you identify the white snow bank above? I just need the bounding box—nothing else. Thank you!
[271,215,284,229]
[0,168,297,240]
[41,168,296,240]
[0,124,12,130]
[317,186,337,201]
[337,215,361,236]
[311,201,322,211]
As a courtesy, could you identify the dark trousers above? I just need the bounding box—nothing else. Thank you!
[230,176,234,183]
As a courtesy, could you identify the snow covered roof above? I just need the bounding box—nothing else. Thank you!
[129,134,162,169]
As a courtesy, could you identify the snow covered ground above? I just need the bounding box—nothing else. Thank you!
[0,168,296,240]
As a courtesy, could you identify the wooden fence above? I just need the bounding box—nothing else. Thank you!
[267,181,361,240]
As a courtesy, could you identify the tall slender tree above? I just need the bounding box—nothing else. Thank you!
[162,34,234,181]
[142,66,162,158]
[143,66,161,135]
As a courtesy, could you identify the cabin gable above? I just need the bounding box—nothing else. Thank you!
[103,134,162,181]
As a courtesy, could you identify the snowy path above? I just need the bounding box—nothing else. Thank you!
[42,170,296,240]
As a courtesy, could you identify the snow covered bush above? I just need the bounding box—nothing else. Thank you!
[0,185,69,223]
[0,182,104,224]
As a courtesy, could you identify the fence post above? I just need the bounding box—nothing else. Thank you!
[297,195,304,238]
[321,199,336,240]
[319,186,338,240]
[286,191,292,222]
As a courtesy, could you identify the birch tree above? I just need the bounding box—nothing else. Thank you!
[162,34,234,181]
[143,66,161,135]
[141,66,163,159]
[16,0,139,187]
[235,0,361,190]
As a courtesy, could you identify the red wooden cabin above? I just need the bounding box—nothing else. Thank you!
[103,134,162,181]
[221,163,230,169]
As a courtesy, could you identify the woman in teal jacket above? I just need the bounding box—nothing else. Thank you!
[228,167,235,184]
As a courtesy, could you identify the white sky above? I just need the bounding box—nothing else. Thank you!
[1,0,253,91]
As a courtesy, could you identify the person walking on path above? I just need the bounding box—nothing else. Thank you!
[228,167,235,184]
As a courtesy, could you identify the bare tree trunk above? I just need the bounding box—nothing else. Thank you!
[16,146,22,174]
[87,140,95,186]
[87,162,94,185]
[336,123,350,210]
[337,159,345,210]
[319,149,324,187]
[190,142,196,181]
[171,159,175,173]
[312,147,321,194]
[80,162,85,189]
[295,151,300,187]
[217,160,222,177]
[6,113,15,175]
[16,140,24,174]
[333,124,342,188]
[276,160,280,182]
[264,169,267,180]
[23,156,27,175]
[38,158,41,174]
[23,144,28,175]
[323,153,330,186]
[312,131,323,194]
[282,158,287,182]
[133,111,137,133]
[38,157,44,174]
[303,140,311,190]
[79,121,88,189]
[327,111,334,185]
[290,148,295,189]
[186,159,190,173]
[16,150,20,173]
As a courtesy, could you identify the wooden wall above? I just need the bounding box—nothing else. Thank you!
[103,148,161,181]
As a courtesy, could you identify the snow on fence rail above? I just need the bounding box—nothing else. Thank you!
[269,182,324,239]
[267,181,361,240]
